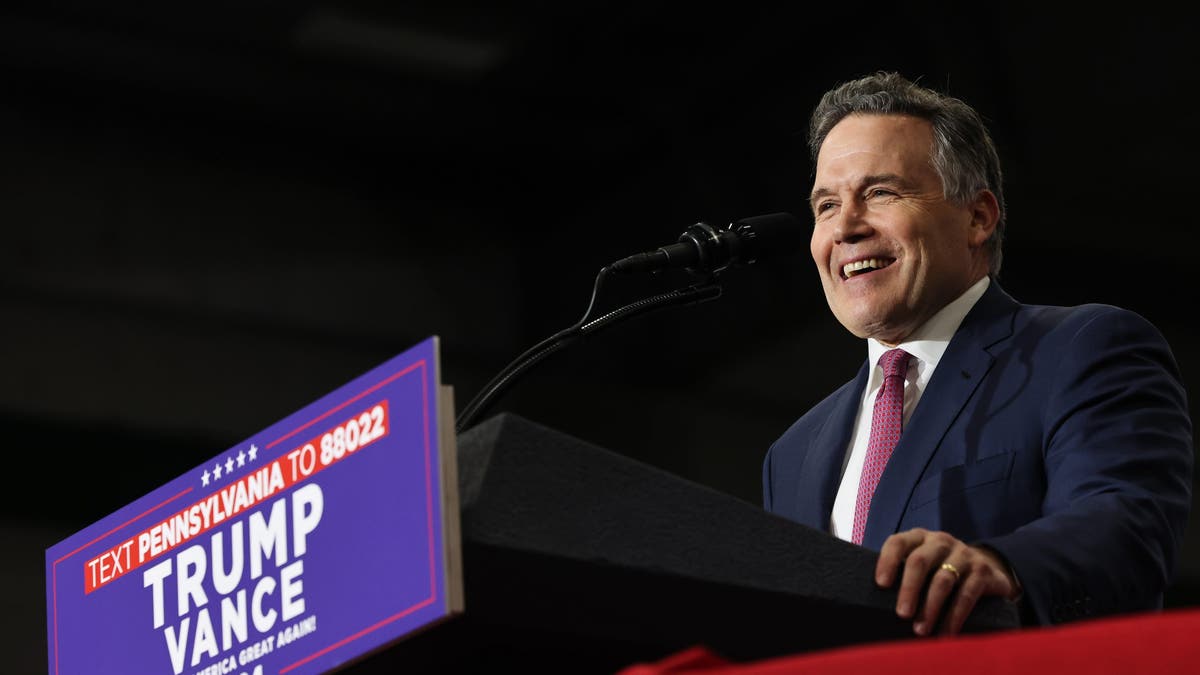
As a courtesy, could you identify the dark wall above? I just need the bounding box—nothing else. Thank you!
[5,3,1199,671]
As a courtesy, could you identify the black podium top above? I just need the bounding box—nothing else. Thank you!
[346,413,1019,674]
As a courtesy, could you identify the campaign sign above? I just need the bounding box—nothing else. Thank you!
[46,336,463,675]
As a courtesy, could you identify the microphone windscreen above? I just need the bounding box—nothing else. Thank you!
[728,212,805,264]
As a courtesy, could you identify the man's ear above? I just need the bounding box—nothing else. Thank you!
[967,189,1001,248]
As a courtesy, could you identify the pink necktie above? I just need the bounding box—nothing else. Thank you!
[851,348,912,545]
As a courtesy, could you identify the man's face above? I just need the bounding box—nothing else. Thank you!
[809,113,992,345]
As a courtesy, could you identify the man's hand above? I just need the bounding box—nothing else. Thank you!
[876,528,1019,636]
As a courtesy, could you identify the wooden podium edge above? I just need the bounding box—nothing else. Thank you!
[439,382,465,616]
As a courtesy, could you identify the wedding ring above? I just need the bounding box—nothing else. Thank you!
[940,562,961,582]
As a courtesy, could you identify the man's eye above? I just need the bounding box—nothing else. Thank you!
[816,201,836,213]
[869,188,894,198]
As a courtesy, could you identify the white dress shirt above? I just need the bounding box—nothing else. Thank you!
[829,276,992,541]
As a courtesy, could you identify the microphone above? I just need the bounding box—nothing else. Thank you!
[608,212,804,275]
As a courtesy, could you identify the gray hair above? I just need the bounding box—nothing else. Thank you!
[808,71,1006,277]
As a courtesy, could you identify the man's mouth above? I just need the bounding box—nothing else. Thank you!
[842,257,895,279]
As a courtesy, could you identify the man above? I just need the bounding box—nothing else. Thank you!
[762,71,1193,636]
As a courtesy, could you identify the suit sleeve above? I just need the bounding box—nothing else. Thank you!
[977,307,1193,624]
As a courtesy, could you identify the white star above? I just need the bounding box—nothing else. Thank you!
[201,469,211,486]
[248,444,259,461]
[213,463,223,480]
[237,450,246,467]
[225,457,235,474]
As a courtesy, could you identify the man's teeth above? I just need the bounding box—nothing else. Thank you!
[843,258,891,278]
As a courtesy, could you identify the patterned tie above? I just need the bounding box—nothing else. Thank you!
[851,348,912,546]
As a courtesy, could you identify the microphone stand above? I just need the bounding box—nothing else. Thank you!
[454,266,722,434]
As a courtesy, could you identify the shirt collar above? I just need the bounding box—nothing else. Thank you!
[867,276,991,371]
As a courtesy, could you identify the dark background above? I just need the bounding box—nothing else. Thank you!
[5,2,1199,672]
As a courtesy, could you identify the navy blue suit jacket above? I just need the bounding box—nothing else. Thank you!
[762,281,1193,624]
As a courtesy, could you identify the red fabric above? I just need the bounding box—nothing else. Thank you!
[614,607,1200,674]
[616,646,731,674]
[852,348,911,544]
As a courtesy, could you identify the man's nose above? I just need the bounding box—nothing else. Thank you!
[831,199,873,244]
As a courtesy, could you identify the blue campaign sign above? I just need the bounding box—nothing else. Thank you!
[46,336,463,675]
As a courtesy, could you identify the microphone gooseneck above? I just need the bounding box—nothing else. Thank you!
[454,267,721,434]
[455,212,802,434]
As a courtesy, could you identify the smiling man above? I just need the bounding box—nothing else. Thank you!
[762,71,1193,635]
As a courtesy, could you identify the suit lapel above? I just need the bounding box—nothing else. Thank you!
[794,362,870,531]
[861,282,1018,549]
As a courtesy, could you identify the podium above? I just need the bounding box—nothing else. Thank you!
[343,413,1020,674]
